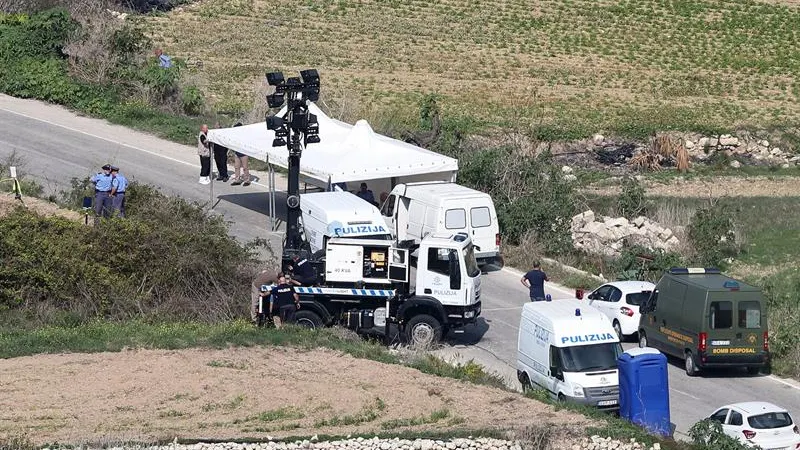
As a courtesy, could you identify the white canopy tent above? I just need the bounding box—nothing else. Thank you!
[207,102,458,230]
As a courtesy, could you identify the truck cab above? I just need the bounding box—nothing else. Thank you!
[311,231,482,346]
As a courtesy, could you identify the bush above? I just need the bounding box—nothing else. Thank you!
[617,176,648,219]
[0,182,270,328]
[459,147,577,254]
[687,200,739,267]
[688,418,753,450]
[0,9,207,145]
[757,267,800,378]
[612,244,685,282]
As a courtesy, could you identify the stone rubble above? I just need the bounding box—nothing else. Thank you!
[41,435,664,450]
[571,210,681,257]
[681,133,798,168]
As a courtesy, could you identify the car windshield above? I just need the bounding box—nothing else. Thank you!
[462,245,480,278]
[626,292,651,306]
[747,412,793,429]
[559,343,623,372]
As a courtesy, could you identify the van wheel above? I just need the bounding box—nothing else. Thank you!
[613,320,623,341]
[405,314,443,347]
[746,366,760,375]
[685,351,698,377]
[294,310,324,329]
[557,393,566,403]
[517,371,532,391]
[638,332,648,348]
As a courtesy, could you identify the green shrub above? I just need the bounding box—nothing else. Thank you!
[688,419,753,450]
[0,182,266,327]
[617,176,648,219]
[757,267,800,377]
[459,147,577,253]
[687,200,738,267]
[181,85,206,115]
[613,245,685,282]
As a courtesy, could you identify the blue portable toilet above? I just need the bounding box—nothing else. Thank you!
[618,347,671,437]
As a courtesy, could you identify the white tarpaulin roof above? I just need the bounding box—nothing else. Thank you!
[206,103,458,186]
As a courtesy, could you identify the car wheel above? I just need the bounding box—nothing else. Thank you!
[294,310,324,329]
[685,351,698,377]
[638,332,648,348]
[404,314,443,348]
[613,320,624,341]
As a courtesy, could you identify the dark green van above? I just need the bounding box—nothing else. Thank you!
[638,267,770,376]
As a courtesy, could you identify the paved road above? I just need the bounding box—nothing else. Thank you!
[2,94,799,440]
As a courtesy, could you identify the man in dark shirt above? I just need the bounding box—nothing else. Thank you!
[271,274,300,328]
[289,254,317,286]
[521,262,549,302]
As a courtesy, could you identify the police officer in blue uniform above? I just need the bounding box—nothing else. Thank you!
[90,164,113,217]
[289,254,317,286]
[109,165,128,218]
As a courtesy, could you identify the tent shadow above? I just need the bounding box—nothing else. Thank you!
[217,191,288,222]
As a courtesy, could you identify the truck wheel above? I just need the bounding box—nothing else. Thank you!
[294,310,324,329]
[685,351,698,377]
[405,314,443,347]
[638,331,648,348]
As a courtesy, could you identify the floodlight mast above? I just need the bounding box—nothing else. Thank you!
[265,69,321,265]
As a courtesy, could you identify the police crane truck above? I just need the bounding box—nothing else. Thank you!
[255,69,482,347]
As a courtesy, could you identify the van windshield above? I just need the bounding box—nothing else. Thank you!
[559,343,623,372]
[463,245,480,278]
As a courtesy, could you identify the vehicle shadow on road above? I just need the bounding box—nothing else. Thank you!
[663,354,769,379]
[217,191,288,221]
[443,318,490,346]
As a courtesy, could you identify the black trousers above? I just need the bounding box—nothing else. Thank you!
[213,146,229,178]
[199,155,211,177]
[278,304,296,324]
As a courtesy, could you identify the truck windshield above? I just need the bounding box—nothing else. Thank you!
[462,245,480,277]
[559,343,623,373]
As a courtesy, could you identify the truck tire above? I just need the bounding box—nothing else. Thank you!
[405,314,443,347]
[294,310,324,329]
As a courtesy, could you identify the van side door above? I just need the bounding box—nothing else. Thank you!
[657,280,689,357]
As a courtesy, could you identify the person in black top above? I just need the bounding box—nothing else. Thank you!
[521,261,549,302]
[270,273,300,328]
[289,254,317,286]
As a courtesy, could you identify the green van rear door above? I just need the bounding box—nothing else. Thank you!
[706,292,765,357]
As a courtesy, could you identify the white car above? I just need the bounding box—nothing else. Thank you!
[708,402,800,449]
[585,280,655,340]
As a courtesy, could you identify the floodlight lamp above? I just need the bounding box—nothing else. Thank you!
[275,128,288,137]
[306,134,321,144]
[266,115,285,130]
[286,77,302,86]
[305,89,320,102]
[290,112,309,130]
[267,93,285,108]
[300,69,319,84]
[266,71,284,86]
[307,113,318,126]
[272,137,287,147]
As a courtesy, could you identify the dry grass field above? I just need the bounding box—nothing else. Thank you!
[145,0,800,138]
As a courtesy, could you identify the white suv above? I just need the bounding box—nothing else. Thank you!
[586,280,655,340]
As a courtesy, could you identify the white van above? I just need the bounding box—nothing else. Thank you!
[379,182,502,267]
[300,191,393,254]
[516,298,623,410]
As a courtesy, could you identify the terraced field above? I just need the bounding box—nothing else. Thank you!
[146,0,800,138]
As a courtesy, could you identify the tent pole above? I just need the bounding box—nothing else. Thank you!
[271,165,276,231]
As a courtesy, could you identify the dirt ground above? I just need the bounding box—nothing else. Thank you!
[0,194,84,221]
[0,347,594,446]
[583,175,800,198]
